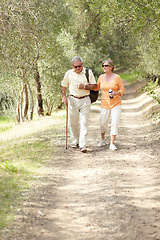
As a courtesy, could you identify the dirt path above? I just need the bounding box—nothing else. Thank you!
[1,81,160,240]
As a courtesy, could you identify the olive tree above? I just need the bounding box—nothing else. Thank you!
[0,0,72,121]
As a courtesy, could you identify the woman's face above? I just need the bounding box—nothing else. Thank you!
[102,61,112,73]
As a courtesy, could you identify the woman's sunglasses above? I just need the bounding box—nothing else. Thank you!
[102,64,110,67]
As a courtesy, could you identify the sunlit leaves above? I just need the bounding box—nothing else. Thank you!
[0,0,72,117]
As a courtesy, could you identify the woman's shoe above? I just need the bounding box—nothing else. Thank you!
[109,144,117,150]
[97,139,105,147]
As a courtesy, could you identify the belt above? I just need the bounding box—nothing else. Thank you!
[70,95,89,99]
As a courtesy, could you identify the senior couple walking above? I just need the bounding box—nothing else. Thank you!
[61,56,125,153]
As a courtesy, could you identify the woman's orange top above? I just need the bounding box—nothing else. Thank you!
[95,74,125,109]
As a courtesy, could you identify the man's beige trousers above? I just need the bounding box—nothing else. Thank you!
[68,95,91,148]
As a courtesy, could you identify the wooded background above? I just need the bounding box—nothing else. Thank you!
[0,0,159,122]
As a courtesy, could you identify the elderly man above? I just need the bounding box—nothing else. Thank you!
[61,56,97,153]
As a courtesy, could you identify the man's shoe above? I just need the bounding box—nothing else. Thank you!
[80,147,87,153]
[71,143,79,148]
[97,139,105,147]
[109,144,117,150]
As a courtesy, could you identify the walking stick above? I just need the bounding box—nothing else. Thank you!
[66,103,68,149]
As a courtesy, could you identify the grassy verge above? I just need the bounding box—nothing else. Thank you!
[0,116,10,123]
[119,71,139,84]
[0,116,14,133]
[0,111,65,232]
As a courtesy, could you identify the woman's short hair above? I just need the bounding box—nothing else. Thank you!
[72,56,83,63]
[102,58,114,72]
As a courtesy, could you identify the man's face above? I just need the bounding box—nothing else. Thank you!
[73,60,83,74]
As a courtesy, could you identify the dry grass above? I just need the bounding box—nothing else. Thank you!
[0,110,66,230]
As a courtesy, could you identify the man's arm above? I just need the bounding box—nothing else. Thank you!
[61,86,68,105]
[85,83,97,90]
[77,83,97,90]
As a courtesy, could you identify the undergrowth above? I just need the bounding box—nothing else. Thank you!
[0,114,65,232]
[0,116,13,133]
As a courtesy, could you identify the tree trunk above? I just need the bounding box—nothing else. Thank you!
[20,85,24,122]
[27,82,34,120]
[48,100,54,116]
[23,83,28,120]
[13,90,22,123]
[45,99,53,116]
[16,101,20,123]
[35,69,44,116]
[34,48,44,117]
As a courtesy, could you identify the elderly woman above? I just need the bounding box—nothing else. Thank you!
[96,58,125,150]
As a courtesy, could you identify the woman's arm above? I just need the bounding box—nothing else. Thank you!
[77,83,97,90]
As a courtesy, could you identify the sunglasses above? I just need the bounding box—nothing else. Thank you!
[73,65,82,68]
[102,64,110,67]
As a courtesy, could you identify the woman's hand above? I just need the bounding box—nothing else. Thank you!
[109,91,121,98]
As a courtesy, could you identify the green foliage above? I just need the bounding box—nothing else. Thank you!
[144,79,160,104]
[57,30,76,59]
[0,91,15,119]
[100,0,159,73]
[0,116,10,124]
[39,40,71,114]
[2,161,18,173]
[0,0,72,119]
[0,125,12,133]
[119,71,139,84]
[137,28,160,76]
[149,111,160,123]
[0,116,14,133]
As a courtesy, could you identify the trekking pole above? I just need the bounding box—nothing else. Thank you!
[66,103,68,149]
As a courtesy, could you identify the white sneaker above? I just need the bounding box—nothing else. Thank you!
[97,139,105,147]
[109,144,117,150]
